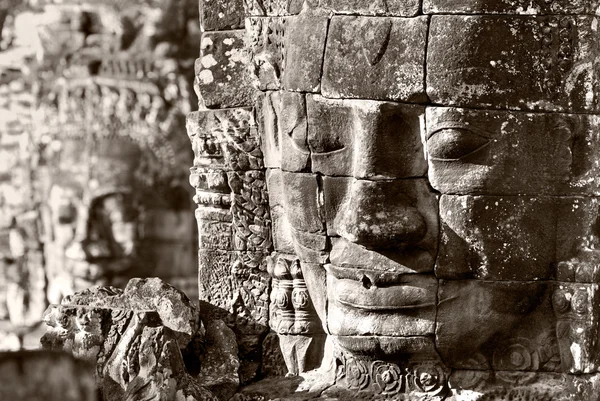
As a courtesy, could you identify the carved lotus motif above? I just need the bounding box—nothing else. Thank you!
[492,338,540,371]
[345,358,370,390]
[410,363,446,396]
[371,361,402,395]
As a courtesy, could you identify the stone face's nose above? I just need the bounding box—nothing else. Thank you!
[334,179,427,250]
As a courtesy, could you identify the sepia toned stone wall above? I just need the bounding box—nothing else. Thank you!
[191,0,600,400]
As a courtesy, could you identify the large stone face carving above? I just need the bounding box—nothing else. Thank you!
[190,1,600,399]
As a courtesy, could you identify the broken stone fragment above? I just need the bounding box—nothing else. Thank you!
[41,304,216,401]
[62,277,199,348]
[197,319,240,401]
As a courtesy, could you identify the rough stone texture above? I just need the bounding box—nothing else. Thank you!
[436,280,559,371]
[42,285,217,401]
[61,277,199,347]
[196,30,254,108]
[427,15,600,112]
[194,0,600,399]
[198,319,241,400]
[322,16,428,102]
[246,14,328,92]
[201,0,245,30]
[0,350,97,401]
[423,0,600,15]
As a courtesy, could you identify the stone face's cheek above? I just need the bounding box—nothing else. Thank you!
[427,15,600,113]
[438,195,558,281]
[436,280,557,371]
[322,16,428,102]
[307,95,426,179]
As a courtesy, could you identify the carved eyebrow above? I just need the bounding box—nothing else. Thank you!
[426,120,495,141]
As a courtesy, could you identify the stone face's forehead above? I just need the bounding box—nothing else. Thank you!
[427,15,600,113]
[423,0,600,14]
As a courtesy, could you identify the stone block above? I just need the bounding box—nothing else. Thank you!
[556,197,600,283]
[427,15,600,113]
[201,0,245,30]
[281,171,324,234]
[307,95,426,179]
[318,0,421,16]
[436,280,559,371]
[265,169,295,253]
[438,195,557,280]
[424,0,600,15]
[198,250,271,331]
[245,14,328,91]
[257,91,309,172]
[447,371,600,401]
[198,319,240,400]
[244,0,305,15]
[323,177,438,272]
[322,16,428,102]
[196,30,253,108]
[327,273,437,337]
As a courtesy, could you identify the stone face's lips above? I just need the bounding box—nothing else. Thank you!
[326,265,437,311]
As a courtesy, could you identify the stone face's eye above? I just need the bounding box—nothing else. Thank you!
[308,131,346,154]
[427,128,490,160]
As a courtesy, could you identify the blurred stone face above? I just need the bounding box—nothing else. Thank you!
[44,140,141,304]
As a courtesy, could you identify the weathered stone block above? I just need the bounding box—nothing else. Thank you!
[201,0,245,30]
[245,14,328,91]
[327,273,437,337]
[424,0,600,15]
[556,197,600,283]
[322,16,428,102]
[318,0,421,16]
[265,169,295,253]
[436,280,559,371]
[196,30,253,108]
[427,16,600,112]
[281,172,324,234]
[307,95,426,179]
[244,0,304,15]
[438,195,556,280]
[198,319,240,400]
[198,250,270,331]
[257,91,309,172]
[323,177,438,273]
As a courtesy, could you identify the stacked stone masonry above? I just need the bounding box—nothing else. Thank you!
[193,0,600,399]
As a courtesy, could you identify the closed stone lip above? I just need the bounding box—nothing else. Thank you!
[326,264,437,312]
